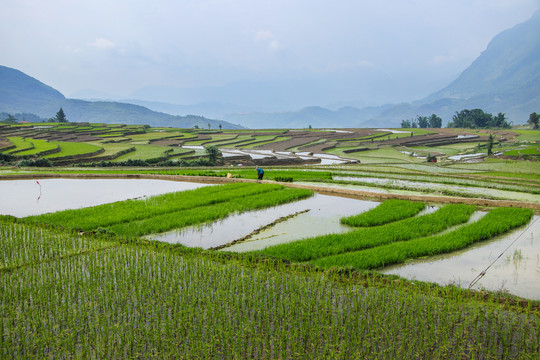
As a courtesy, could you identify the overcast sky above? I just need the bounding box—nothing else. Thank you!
[1,0,539,106]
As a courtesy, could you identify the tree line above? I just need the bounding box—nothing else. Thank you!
[401,109,540,130]
[1,108,68,124]
[400,114,442,128]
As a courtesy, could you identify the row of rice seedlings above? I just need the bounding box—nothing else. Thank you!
[43,141,103,159]
[24,183,286,230]
[106,187,313,237]
[10,138,58,156]
[255,204,475,262]
[341,199,426,227]
[4,137,34,154]
[1,245,537,358]
[0,221,113,271]
[147,168,335,182]
[312,207,534,270]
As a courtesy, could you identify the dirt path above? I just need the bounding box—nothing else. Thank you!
[2,173,539,212]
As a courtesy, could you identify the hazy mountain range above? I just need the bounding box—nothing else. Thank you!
[0,66,243,129]
[1,11,539,129]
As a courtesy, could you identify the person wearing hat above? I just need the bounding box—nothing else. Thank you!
[256,166,264,182]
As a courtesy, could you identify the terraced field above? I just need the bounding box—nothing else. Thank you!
[1,124,538,168]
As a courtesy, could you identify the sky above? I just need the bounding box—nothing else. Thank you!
[1,0,539,109]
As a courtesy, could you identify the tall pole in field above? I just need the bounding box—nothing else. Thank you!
[36,180,42,201]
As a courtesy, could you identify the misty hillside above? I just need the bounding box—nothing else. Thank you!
[0,65,243,129]
[0,66,65,116]
[370,11,540,126]
[221,12,540,128]
[222,105,393,129]
[426,11,540,101]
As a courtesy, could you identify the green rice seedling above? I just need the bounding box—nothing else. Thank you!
[12,139,58,156]
[256,204,474,262]
[341,199,426,227]
[43,141,102,158]
[312,207,533,270]
[0,221,113,271]
[4,136,34,154]
[107,186,313,237]
[0,244,537,358]
[25,183,287,231]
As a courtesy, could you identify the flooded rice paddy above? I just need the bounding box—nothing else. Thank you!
[0,179,209,217]
[1,178,538,299]
[146,194,378,249]
[331,176,540,202]
[382,216,540,300]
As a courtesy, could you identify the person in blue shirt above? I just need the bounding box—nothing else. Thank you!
[256,166,264,181]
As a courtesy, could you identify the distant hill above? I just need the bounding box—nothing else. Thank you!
[221,12,540,128]
[222,105,393,129]
[0,66,243,129]
[369,11,540,127]
[0,66,65,116]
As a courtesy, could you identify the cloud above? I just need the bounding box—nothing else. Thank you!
[254,30,284,53]
[88,38,116,50]
[255,30,273,42]
[268,40,284,52]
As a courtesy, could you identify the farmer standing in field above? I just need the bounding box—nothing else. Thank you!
[256,166,264,182]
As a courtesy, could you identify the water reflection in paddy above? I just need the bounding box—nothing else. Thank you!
[333,176,540,202]
[147,194,378,250]
[0,179,210,217]
[381,216,540,300]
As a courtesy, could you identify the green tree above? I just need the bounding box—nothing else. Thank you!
[219,123,222,130]
[2,114,17,124]
[448,109,510,129]
[400,119,412,128]
[207,123,211,130]
[487,134,494,156]
[416,116,429,128]
[528,112,539,129]
[429,114,442,128]
[205,145,221,165]
[489,113,510,129]
[54,107,68,123]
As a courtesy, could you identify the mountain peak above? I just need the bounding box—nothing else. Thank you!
[426,12,540,101]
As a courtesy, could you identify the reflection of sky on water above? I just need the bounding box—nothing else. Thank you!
[333,176,540,202]
[148,194,378,250]
[220,149,352,164]
[0,179,209,217]
[381,216,540,300]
